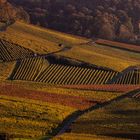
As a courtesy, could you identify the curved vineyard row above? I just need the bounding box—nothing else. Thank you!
[0,39,34,61]
[10,57,118,85]
[112,69,140,85]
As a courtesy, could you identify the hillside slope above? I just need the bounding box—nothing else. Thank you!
[0,21,140,71]
[0,20,140,139]
[0,21,89,54]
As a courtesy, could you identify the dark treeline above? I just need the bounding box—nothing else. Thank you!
[9,0,140,44]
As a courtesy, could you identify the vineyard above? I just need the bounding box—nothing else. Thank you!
[10,57,118,85]
[0,39,34,61]
[0,95,75,139]
[11,57,49,81]
[0,20,140,140]
[112,68,140,85]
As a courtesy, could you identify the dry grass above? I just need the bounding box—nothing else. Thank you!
[17,22,89,44]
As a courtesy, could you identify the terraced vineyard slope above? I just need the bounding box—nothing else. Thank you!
[0,20,140,140]
[10,57,118,85]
